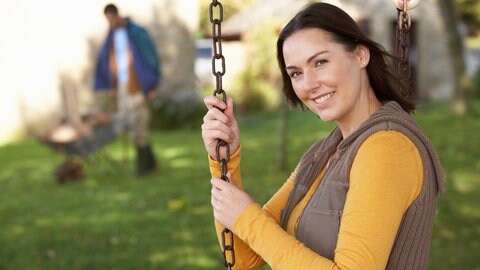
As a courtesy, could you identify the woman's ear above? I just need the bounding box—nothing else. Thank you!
[355,44,370,68]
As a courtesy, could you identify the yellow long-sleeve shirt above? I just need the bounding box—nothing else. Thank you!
[209,130,423,270]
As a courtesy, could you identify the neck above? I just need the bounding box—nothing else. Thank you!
[337,86,381,138]
[113,18,126,29]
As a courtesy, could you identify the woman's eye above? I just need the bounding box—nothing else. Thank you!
[289,71,301,78]
[315,59,327,66]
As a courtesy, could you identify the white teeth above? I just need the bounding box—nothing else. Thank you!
[314,92,334,104]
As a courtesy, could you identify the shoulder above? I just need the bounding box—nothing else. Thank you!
[126,19,148,34]
[351,130,423,189]
[359,130,420,155]
[354,130,422,170]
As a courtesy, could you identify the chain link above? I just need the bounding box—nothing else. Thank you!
[394,1,413,97]
[209,1,235,269]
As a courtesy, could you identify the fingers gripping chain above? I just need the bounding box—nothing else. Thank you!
[209,0,230,183]
[209,1,235,268]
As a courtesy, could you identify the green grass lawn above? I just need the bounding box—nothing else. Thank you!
[0,102,479,269]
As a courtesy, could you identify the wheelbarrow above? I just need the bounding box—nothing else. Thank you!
[38,77,122,183]
[38,111,119,183]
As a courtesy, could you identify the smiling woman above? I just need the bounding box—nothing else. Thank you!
[201,2,446,270]
[283,28,379,136]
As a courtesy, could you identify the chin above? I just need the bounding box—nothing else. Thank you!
[309,104,337,122]
[316,113,336,122]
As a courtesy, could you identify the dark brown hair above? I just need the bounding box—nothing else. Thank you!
[276,2,415,113]
[104,4,119,15]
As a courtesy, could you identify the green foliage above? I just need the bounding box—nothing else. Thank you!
[150,94,205,130]
[229,19,283,113]
[0,102,479,269]
[198,0,257,38]
[454,0,480,35]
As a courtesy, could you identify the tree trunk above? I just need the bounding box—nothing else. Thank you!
[278,96,288,171]
[437,0,473,115]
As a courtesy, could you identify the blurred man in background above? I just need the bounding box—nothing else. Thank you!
[94,3,160,177]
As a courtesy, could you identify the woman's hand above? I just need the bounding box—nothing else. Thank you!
[211,176,255,230]
[201,96,240,160]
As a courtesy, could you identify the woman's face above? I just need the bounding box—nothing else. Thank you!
[283,28,371,126]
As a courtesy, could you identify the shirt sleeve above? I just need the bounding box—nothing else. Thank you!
[231,131,423,270]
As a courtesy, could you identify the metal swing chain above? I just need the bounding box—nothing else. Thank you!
[395,0,413,97]
[209,1,235,269]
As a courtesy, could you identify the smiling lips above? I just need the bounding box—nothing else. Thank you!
[314,91,335,105]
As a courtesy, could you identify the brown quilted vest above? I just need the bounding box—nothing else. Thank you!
[280,101,446,269]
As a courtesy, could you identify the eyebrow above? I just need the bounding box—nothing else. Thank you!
[285,50,329,70]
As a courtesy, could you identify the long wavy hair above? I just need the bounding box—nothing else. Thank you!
[276,2,415,113]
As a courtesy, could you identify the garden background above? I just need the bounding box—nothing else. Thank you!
[1,0,479,269]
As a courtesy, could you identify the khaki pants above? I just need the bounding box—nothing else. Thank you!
[116,87,150,147]
[95,87,151,147]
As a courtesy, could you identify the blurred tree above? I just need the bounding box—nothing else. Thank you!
[438,0,474,115]
[454,0,480,36]
[278,96,288,171]
[198,0,257,38]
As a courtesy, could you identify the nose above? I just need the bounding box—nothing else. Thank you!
[302,68,319,94]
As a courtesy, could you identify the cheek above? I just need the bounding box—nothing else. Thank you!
[291,82,306,100]
[321,67,343,86]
